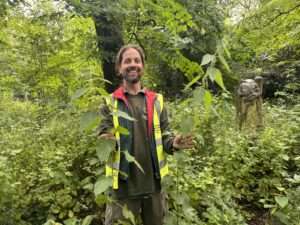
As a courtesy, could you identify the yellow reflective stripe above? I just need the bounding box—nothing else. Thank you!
[105,95,120,189]
[156,94,164,111]
[105,149,121,189]
[156,144,164,161]
[112,169,119,189]
[105,162,120,174]
[112,99,121,148]
[153,95,168,178]
[160,164,169,178]
[105,150,120,171]
[105,95,121,144]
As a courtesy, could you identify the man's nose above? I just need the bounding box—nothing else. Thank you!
[128,63,139,69]
[129,61,138,67]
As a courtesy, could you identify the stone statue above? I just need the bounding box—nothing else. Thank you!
[236,76,263,131]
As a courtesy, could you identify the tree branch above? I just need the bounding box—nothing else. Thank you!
[264,3,300,27]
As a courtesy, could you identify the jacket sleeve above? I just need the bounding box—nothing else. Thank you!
[97,102,113,135]
[160,106,175,154]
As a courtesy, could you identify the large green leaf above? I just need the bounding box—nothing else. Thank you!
[203,90,212,110]
[95,194,108,205]
[81,215,95,225]
[192,87,205,106]
[123,151,144,174]
[274,211,290,225]
[275,196,289,208]
[113,125,130,135]
[214,71,226,91]
[94,176,112,196]
[201,54,215,66]
[122,204,136,225]
[184,75,201,91]
[217,51,231,72]
[64,218,77,225]
[80,111,99,131]
[113,110,136,121]
[179,115,194,135]
[95,139,115,162]
[207,67,226,90]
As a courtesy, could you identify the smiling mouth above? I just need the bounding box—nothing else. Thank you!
[127,67,140,72]
[128,71,138,75]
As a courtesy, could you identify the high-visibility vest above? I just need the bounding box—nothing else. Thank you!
[104,90,168,189]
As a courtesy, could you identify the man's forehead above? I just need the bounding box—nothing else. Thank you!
[122,48,142,59]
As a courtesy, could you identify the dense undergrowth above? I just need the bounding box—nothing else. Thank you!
[1,90,299,225]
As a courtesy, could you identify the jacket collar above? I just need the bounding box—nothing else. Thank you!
[112,86,157,135]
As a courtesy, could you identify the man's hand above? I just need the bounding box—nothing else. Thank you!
[99,133,116,141]
[172,134,194,150]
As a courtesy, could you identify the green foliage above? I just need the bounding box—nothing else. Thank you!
[0,1,101,104]
[1,1,300,225]
[164,93,300,224]
[0,93,106,225]
[229,0,300,98]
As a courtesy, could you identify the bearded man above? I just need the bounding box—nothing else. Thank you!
[98,44,193,225]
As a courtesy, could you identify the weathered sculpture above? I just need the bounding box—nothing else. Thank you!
[236,76,263,131]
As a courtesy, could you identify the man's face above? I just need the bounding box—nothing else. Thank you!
[119,48,144,84]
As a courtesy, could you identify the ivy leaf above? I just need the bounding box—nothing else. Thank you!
[201,54,215,66]
[94,177,112,196]
[275,196,289,208]
[123,151,144,174]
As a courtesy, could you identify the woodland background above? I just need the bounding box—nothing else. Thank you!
[0,0,299,225]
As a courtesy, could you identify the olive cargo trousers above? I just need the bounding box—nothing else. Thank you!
[105,192,165,225]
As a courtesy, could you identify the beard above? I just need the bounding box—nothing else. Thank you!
[121,67,142,84]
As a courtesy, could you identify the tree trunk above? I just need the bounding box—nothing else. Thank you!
[93,14,124,93]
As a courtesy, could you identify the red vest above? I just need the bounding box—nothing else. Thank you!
[112,86,157,135]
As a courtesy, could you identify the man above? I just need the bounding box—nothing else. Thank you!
[99,44,193,225]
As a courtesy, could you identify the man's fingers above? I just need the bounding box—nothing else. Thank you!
[182,144,194,149]
[99,133,116,140]
[182,134,193,140]
[182,135,194,143]
[173,134,196,150]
